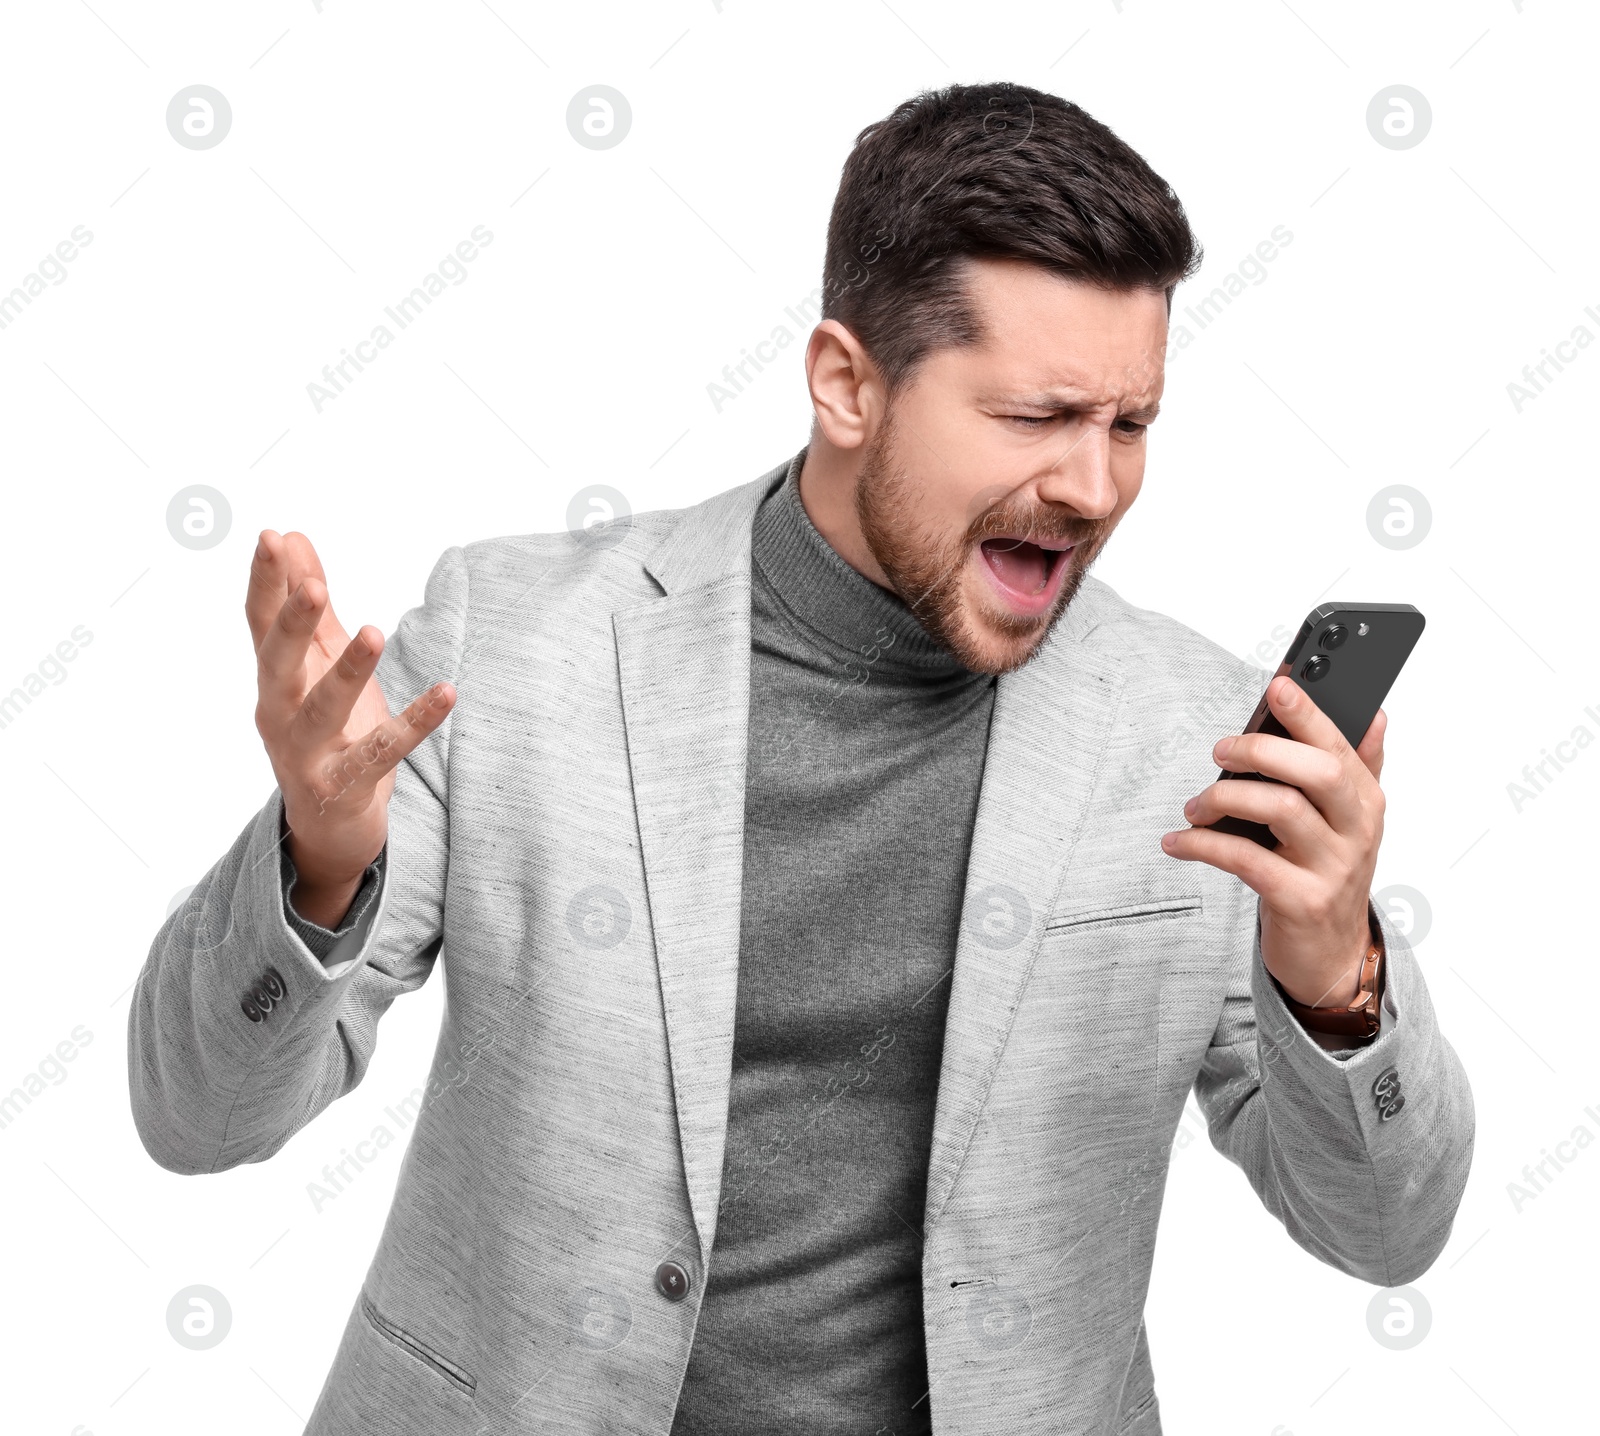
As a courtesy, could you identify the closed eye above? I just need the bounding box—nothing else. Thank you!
[1003,414,1152,435]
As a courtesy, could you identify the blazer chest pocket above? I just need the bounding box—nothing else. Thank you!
[1044,895,1203,932]
[1022,894,1204,1100]
[360,1293,477,1397]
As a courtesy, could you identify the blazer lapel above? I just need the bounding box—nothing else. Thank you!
[614,460,1130,1252]
[923,581,1128,1231]
[611,461,787,1260]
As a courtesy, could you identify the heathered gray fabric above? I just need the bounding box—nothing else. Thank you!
[667,456,996,1432]
[128,450,1475,1435]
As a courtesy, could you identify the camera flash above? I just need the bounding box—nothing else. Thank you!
[1357,622,1370,636]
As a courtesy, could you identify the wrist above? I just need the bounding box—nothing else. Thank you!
[1320,952,1368,1009]
[1273,914,1386,1041]
[1278,959,1363,1010]
[283,833,371,929]
[284,822,375,893]
[287,872,364,930]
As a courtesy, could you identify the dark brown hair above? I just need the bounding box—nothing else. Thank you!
[821,82,1202,397]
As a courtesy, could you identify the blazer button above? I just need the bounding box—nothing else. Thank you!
[1372,1066,1404,1121]
[262,967,286,1001]
[242,997,264,1023]
[654,1261,691,1302]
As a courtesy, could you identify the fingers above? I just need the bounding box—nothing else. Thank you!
[1216,677,1369,833]
[297,625,386,743]
[1160,818,1299,899]
[1355,707,1387,782]
[250,528,354,732]
[1214,733,1362,836]
[1262,675,1351,757]
[245,530,288,650]
[280,530,339,631]
[1183,775,1334,860]
[313,682,456,809]
[245,529,337,652]
[255,572,328,724]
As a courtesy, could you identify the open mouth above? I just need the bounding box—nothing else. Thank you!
[976,535,1075,615]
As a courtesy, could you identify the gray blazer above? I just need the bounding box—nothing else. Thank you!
[128,454,1474,1435]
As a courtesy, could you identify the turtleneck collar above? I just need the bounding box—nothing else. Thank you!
[750,446,990,686]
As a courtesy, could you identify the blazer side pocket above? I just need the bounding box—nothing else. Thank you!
[360,1293,477,1396]
[1045,896,1203,930]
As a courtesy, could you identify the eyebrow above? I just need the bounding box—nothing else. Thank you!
[998,390,1162,422]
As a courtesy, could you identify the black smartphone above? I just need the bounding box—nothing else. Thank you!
[1205,602,1425,850]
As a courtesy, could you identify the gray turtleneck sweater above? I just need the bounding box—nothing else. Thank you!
[282,448,998,1432]
[669,451,996,1432]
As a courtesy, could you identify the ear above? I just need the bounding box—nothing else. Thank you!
[806,320,883,451]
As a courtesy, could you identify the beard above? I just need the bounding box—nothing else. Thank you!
[852,404,1116,676]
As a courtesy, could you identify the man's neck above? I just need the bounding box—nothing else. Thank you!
[752,446,979,683]
[796,436,895,592]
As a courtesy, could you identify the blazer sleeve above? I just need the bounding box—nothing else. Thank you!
[1192,891,1476,1285]
[126,544,468,1175]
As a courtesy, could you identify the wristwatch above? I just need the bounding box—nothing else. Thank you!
[1276,911,1385,1040]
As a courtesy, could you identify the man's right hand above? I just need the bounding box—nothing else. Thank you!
[246,529,456,928]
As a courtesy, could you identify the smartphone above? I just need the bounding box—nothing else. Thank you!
[1205,602,1425,850]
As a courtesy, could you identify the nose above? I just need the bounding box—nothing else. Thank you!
[1033,419,1119,520]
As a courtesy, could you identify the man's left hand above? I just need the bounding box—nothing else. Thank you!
[1160,674,1385,1010]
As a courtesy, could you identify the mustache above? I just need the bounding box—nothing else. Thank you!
[966,502,1113,550]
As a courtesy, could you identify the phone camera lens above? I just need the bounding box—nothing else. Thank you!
[1301,655,1331,683]
[1319,624,1348,651]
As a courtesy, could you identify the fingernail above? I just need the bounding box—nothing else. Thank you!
[1161,832,1178,850]
[292,584,313,611]
[1278,684,1296,707]
[1183,796,1198,817]
[1215,737,1233,760]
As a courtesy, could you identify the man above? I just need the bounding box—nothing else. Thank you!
[129,83,1473,1434]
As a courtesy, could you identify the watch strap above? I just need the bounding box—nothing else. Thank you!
[1276,913,1385,1040]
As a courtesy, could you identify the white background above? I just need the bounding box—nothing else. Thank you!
[0,1,1591,1432]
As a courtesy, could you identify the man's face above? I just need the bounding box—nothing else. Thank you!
[853,258,1169,675]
